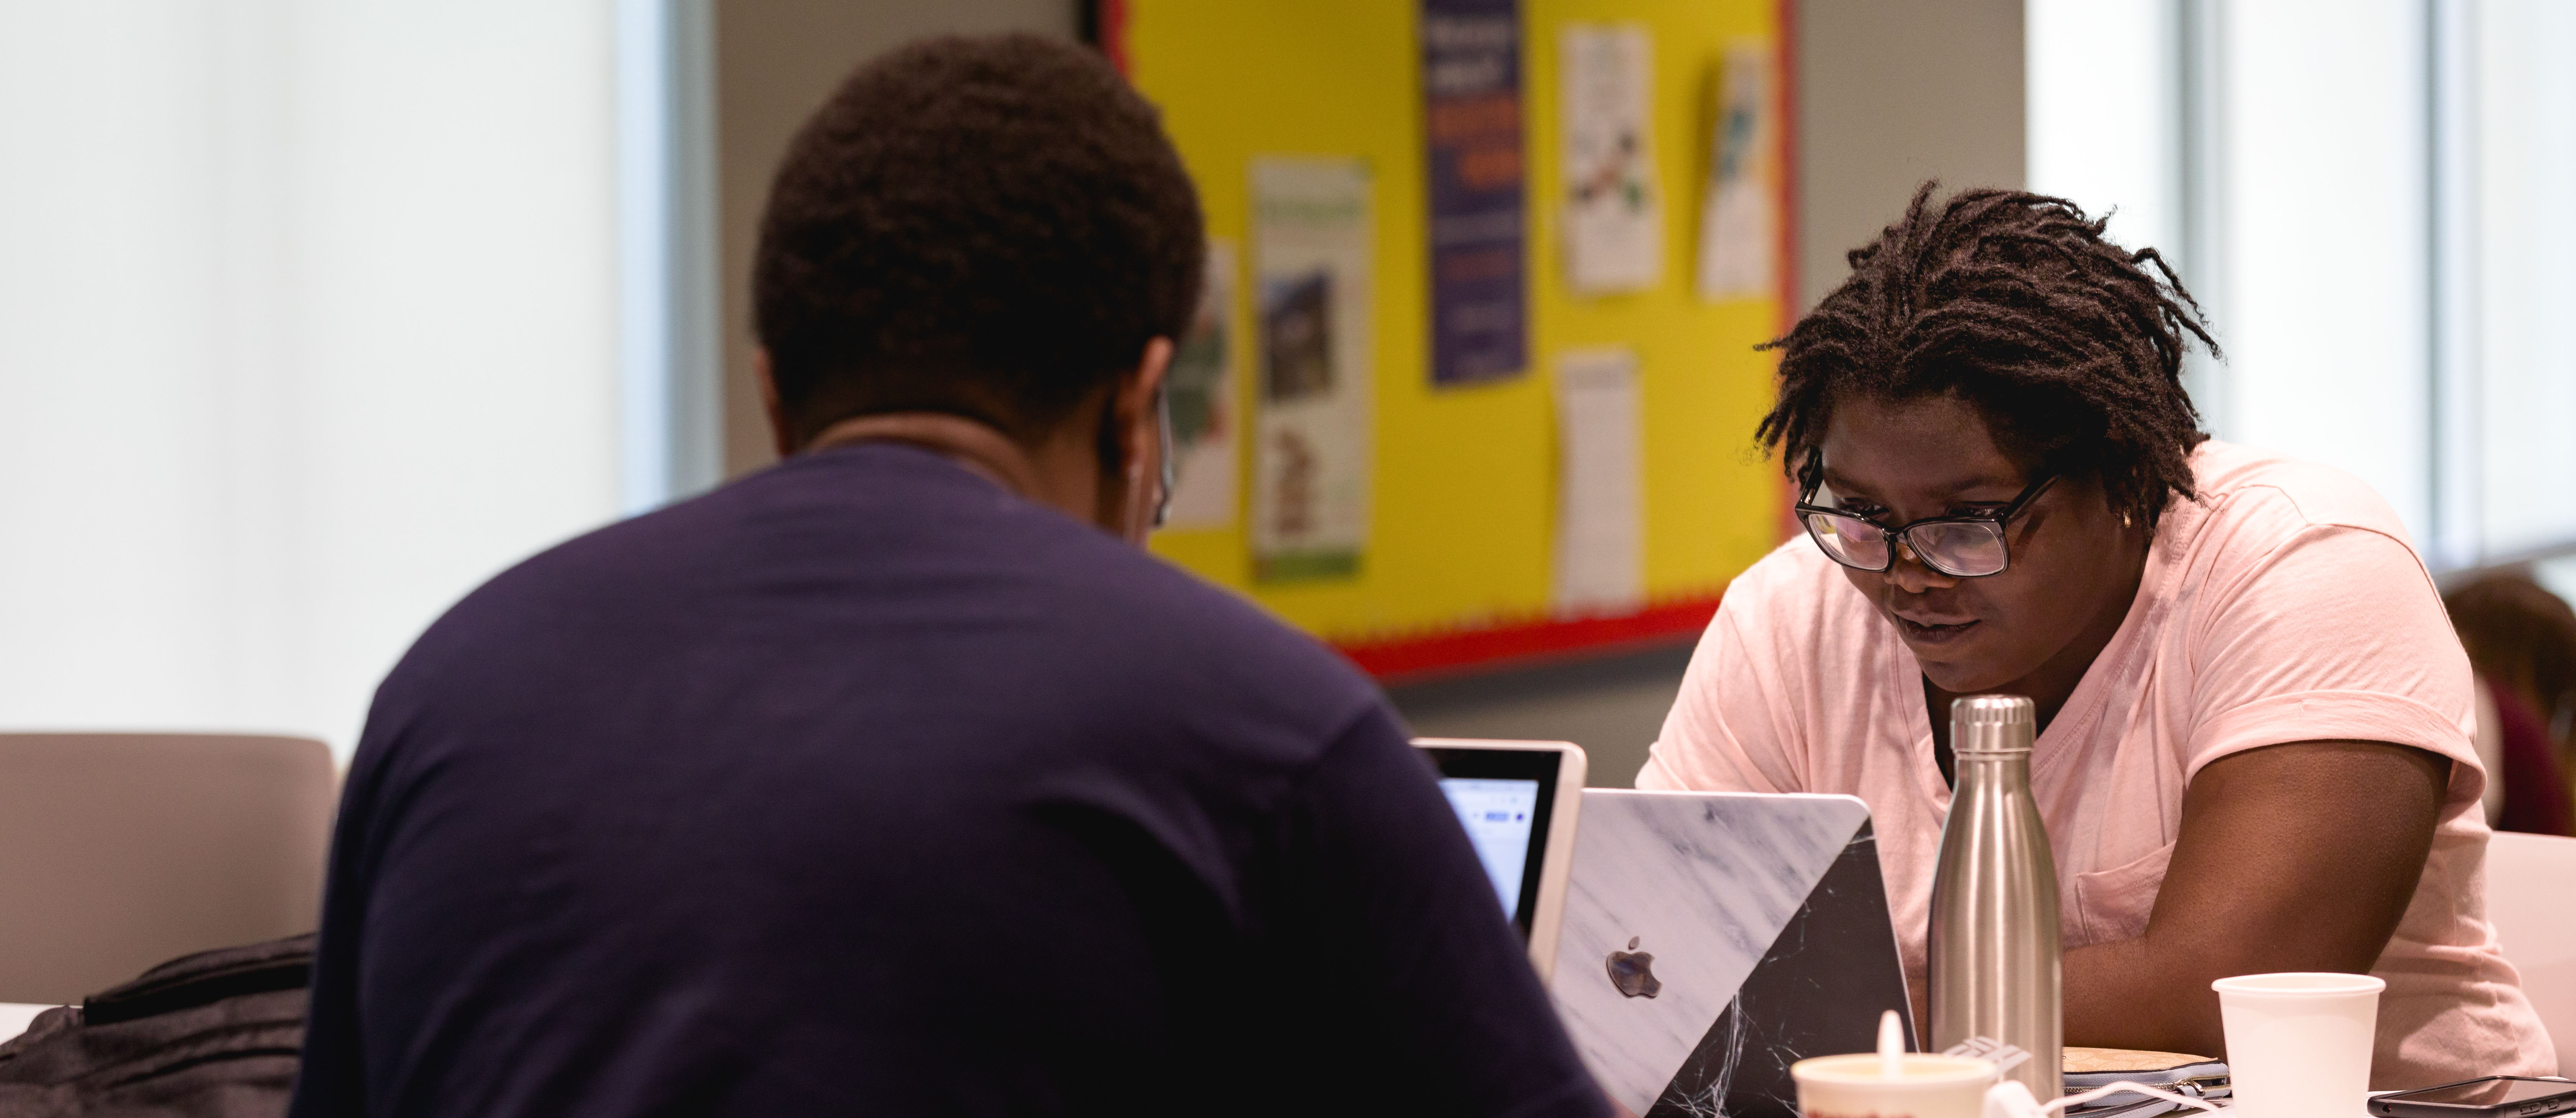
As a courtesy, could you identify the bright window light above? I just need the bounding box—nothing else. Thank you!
[0,2,624,761]
[2214,0,2432,541]
[2031,0,2440,548]
[2025,0,2180,262]
[2472,0,2576,558]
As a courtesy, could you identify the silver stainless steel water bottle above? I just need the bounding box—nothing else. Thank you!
[1927,694,2064,1102]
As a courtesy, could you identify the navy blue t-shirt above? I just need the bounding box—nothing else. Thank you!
[288,444,1607,1118]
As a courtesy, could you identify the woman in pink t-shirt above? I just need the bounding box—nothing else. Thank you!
[1643,186,2554,1087]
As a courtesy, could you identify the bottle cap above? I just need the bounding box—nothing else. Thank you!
[1951,694,2036,754]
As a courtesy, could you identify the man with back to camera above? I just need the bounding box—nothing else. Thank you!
[287,34,1610,1118]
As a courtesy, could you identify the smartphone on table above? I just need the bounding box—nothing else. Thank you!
[2369,1077,2576,1118]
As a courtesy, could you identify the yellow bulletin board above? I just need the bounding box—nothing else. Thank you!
[1120,0,1793,678]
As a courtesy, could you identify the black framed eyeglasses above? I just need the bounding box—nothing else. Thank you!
[1795,473,2057,578]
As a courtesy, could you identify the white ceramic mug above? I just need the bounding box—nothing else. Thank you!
[2214,971,2387,1118]
[1792,1052,1999,1118]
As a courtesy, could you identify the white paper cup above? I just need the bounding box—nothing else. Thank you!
[1792,1053,1998,1118]
[2215,972,2386,1118]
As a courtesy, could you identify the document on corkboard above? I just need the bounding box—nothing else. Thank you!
[1250,157,1375,583]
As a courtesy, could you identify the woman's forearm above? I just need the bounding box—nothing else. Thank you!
[2054,741,2447,1061]
[2064,937,2225,1057]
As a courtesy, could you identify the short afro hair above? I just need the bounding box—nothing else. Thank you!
[1758,183,2217,529]
[754,34,1205,445]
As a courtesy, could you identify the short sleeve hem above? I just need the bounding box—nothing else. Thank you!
[2185,689,2482,811]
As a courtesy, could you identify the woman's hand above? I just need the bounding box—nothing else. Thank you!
[2061,740,2450,1058]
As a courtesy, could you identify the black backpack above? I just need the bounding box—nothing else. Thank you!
[0,934,313,1117]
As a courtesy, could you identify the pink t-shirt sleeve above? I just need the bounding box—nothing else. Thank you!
[2182,522,2482,806]
[1639,559,1808,794]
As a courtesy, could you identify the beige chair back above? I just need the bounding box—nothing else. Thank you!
[2489,830,2576,1075]
[0,733,335,1004]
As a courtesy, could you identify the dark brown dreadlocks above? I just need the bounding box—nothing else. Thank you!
[1757,183,2218,529]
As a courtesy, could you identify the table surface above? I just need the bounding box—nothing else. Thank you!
[0,1002,57,1044]
[0,1002,2457,1114]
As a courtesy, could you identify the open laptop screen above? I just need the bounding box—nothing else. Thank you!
[1418,745,1566,941]
[1442,777,1541,918]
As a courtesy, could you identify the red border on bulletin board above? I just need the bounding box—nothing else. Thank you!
[1336,593,1724,684]
[1773,0,1806,541]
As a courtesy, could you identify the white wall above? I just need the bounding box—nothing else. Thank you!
[0,2,624,760]
[1796,0,2024,309]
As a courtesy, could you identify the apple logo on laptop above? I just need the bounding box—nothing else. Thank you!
[1605,936,1662,998]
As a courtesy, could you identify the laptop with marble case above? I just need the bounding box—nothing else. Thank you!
[1549,789,1913,1118]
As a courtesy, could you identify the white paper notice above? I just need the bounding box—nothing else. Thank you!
[1552,348,1644,615]
[1561,23,1663,294]
[1696,41,1776,301]
[1162,240,1240,529]
[1251,158,1374,583]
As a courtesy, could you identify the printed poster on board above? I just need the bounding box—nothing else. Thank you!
[1250,158,1374,583]
[1561,23,1664,294]
[1162,240,1240,529]
[1696,40,1777,300]
[1421,0,1528,386]
[1551,347,1644,616]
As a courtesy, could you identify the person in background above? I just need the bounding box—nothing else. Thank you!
[1643,185,2555,1086]
[2445,573,2576,836]
[288,36,1607,1118]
